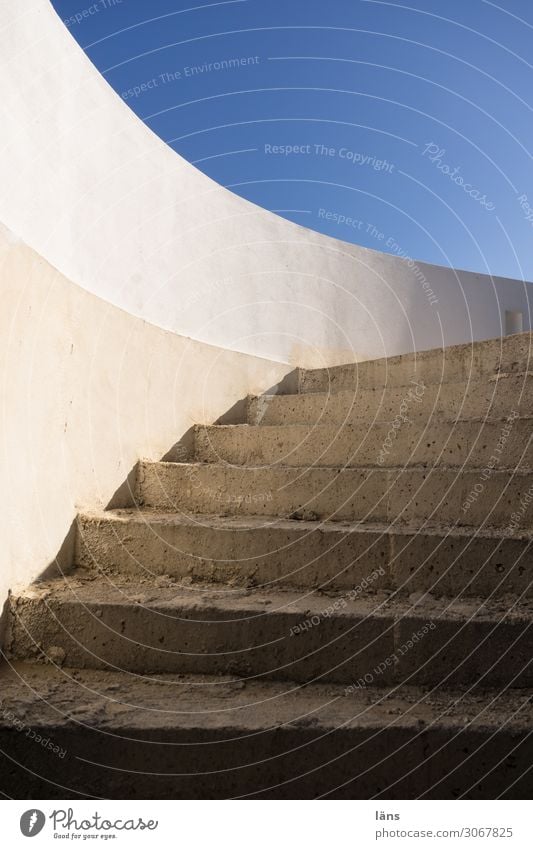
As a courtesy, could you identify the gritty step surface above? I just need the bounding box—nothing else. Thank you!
[245,375,533,426]
[193,418,533,469]
[75,509,533,600]
[298,332,533,393]
[6,332,533,799]
[135,460,533,529]
[1,660,531,734]
[1,662,532,798]
[7,574,533,687]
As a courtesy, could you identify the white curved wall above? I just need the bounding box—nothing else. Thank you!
[0,0,531,368]
[0,224,288,619]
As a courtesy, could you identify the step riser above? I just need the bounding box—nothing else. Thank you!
[248,379,533,426]
[75,515,533,599]
[299,335,533,393]
[136,462,533,530]
[194,419,531,469]
[2,724,532,799]
[75,515,390,593]
[8,595,533,688]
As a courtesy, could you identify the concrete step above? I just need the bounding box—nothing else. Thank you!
[135,461,533,530]
[7,575,533,688]
[74,510,533,600]
[299,332,533,393]
[194,418,532,470]
[246,374,533,426]
[1,662,532,798]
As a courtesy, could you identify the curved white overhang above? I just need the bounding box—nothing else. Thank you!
[0,0,531,366]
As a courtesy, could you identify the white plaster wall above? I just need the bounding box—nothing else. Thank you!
[0,224,288,615]
[0,0,531,368]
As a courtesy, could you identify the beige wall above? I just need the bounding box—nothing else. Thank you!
[0,224,289,614]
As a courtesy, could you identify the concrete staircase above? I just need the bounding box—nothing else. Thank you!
[2,333,533,799]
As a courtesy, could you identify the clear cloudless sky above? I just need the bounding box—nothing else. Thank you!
[52,0,533,280]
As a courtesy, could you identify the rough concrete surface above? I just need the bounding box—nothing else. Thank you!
[3,333,533,799]
[1,663,532,799]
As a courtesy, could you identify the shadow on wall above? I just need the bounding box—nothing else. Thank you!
[0,225,294,654]
[0,524,78,654]
[0,371,299,651]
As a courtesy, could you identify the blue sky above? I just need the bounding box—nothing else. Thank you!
[52,0,533,279]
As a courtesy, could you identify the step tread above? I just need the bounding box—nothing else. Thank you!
[200,417,533,429]
[302,331,533,368]
[252,383,533,399]
[1,661,531,733]
[79,507,533,542]
[298,333,533,388]
[143,459,533,476]
[14,572,533,622]
[248,371,533,403]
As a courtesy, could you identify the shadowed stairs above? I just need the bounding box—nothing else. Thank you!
[2,333,533,799]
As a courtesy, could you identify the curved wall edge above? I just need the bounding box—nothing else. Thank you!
[0,0,531,367]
